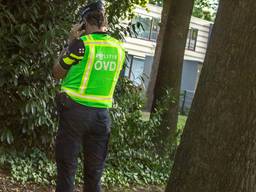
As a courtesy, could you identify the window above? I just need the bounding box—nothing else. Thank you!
[186,28,198,51]
[150,18,160,41]
[124,55,145,85]
[133,16,160,41]
[134,16,152,40]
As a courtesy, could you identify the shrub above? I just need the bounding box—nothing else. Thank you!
[0,0,76,150]
[0,78,186,187]
[0,0,185,188]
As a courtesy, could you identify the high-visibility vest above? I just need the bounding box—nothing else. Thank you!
[61,33,126,108]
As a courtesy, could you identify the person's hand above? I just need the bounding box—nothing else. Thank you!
[68,23,85,44]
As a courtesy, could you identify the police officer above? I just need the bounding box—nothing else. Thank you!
[52,1,125,191]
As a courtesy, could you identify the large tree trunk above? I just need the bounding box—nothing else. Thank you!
[146,0,194,148]
[165,0,256,191]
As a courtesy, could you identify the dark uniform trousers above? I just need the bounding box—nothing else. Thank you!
[55,93,111,192]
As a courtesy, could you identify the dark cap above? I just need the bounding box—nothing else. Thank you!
[80,1,104,20]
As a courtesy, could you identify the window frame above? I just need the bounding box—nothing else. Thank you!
[186,28,199,51]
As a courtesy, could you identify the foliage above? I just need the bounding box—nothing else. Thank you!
[0,148,56,185]
[0,0,150,150]
[107,78,172,185]
[0,0,185,187]
[0,78,187,187]
[105,0,149,40]
[149,0,163,6]
[193,0,218,21]
[0,0,72,150]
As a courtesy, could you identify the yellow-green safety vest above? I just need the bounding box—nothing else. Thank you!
[61,33,126,108]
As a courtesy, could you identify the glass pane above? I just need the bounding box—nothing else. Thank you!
[124,55,133,77]
[190,29,198,50]
[130,57,145,85]
[191,29,198,40]
[189,39,196,50]
[133,16,152,40]
[186,28,198,51]
[150,18,160,41]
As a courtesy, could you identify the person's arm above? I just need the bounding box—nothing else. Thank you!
[53,48,68,79]
[52,24,85,80]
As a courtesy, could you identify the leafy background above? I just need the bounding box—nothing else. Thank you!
[0,0,178,187]
[0,0,215,187]
[0,0,148,150]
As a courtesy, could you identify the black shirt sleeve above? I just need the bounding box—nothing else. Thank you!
[59,38,85,70]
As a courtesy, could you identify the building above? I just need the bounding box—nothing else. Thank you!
[122,4,213,113]
[123,4,213,93]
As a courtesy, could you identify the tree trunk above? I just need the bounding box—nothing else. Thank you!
[166,0,256,191]
[146,0,195,148]
[145,0,170,111]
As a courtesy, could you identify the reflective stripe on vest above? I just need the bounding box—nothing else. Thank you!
[62,87,113,102]
[80,35,95,93]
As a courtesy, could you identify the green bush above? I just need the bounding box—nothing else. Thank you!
[105,79,177,186]
[0,0,77,150]
[0,78,186,187]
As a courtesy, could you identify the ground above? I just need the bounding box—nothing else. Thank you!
[0,170,164,192]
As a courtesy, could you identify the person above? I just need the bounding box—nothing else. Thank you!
[52,1,126,191]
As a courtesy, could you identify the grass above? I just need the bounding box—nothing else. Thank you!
[177,115,187,130]
[141,111,150,121]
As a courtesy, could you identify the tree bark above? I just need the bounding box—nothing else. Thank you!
[166,0,256,191]
[146,0,195,148]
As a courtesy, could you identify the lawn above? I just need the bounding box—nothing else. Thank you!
[177,115,187,130]
[142,111,187,129]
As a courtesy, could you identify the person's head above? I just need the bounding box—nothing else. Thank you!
[80,1,107,34]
